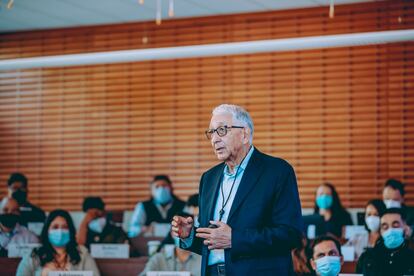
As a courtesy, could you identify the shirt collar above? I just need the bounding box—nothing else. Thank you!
[224,146,254,176]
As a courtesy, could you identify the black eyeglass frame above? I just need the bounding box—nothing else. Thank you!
[205,125,244,140]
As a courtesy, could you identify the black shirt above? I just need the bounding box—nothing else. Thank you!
[356,239,414,276]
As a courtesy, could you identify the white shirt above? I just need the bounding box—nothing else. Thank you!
[128,201,172,238]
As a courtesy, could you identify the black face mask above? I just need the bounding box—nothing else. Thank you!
[0,214,20,229]
[12,189,27,205]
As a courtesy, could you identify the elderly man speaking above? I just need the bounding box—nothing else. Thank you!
[172,104,303,276]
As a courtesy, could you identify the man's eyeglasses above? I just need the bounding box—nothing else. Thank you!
[205,125,244,140]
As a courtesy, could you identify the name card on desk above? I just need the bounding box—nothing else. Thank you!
[344,226,367,239]
[90,243,129,259]
[147,272,190,276]
[8,243,41,257]
[48,271,93,276]
[28,222,44,236]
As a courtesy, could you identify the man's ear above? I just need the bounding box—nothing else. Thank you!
[310,258,316,271]
[243,127,250,144]
[340,255,344,266]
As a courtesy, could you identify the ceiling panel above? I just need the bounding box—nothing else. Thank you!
[0,0,375,33]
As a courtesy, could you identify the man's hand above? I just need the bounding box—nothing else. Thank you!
[171,216,194,239]
[195,221,232,250]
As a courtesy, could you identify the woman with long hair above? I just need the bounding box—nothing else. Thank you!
[345,199,386,258]
[16,209,100,276]
[314,182,353,238]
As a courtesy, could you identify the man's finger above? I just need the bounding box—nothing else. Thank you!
[195,233,211,239]
[196,227,213,234]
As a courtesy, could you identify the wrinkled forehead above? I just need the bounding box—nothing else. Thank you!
[209,113,235,128]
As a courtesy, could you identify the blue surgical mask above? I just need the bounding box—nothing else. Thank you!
[316,195,333,209]
[153,187,172,205]
[382,228,404,249]
[88,217,106,234]
[48,229,70,247]
[315,256,341,276]
[384,200,401,209]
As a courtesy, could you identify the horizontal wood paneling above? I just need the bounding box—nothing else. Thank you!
[0,1,413,210]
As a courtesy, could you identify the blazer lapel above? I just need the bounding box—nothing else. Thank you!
[203,163,224,226]
[227,149,264,223]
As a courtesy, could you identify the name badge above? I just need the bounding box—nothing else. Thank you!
[48,271,93,276]
[28,222,44,236]
[344,226,367,239]
[8,243,41,258]
[90,243,129,258]
[147,272,190,276]
[153,223,171,237]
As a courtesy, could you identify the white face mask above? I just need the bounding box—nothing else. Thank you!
[88,217,107,234]
[384,199,401,209]
[365,215,380,232]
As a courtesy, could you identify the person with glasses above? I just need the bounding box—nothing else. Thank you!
[171,104,303,276]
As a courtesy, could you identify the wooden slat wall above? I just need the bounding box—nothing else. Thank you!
[0,1,413,210]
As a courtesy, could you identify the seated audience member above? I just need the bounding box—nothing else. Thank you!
[0,197,39,256]
[345,199,386,258]
[356,208,414,276]
[292,237,313,276]
[140,229,201,276]
[77,196,129,249]
[313,183,353,238]
[309,235,343,276]
[16,209,100,276]
[0,197,39,255]
[128,175,185,238]
[0,172,46,225]
[183,193,199,226]
[383,178,414,228]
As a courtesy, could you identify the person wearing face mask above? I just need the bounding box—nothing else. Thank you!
[128,175,185,238]
[0,197,39,256]
[356,208,414,276]
[0,172,46,226]
[77,197,129,250]
[16,209,100,276]
[309,235,344,276]
[314,183,353,238]
[140,213,202,276]
[345,199,386,258]
[382,179,414,233]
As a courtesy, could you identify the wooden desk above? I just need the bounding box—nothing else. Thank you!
[342,261,357,273]
[0,257,148,276]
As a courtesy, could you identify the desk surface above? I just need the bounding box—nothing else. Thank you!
[0,257,148,276]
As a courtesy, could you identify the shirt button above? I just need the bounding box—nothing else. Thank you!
[389,261,393,264]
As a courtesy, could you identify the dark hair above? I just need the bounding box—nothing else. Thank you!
[152,175,172,185]
[314,183,348,221]
[384,179,405,197]
[32,209,81,266]
[364,199,386,232]
[7,172,28,187]
[309,235,342,258]
[381,207,406,221]
[186,194,199,207]
[82,196,105,212]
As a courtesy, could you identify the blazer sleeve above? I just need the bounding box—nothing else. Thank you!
[230,162,303,258]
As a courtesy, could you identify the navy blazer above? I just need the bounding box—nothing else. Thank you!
[187,148,303,276]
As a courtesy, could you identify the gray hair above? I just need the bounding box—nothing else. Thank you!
[212,104,254,144]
